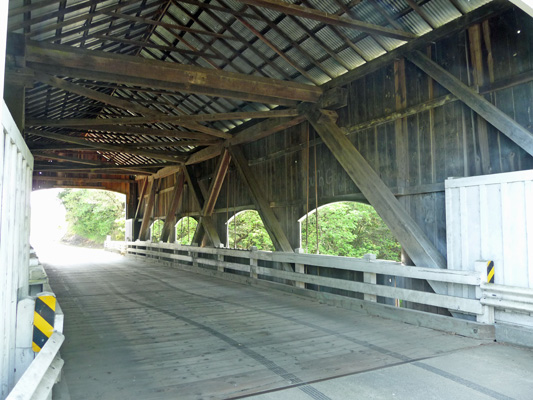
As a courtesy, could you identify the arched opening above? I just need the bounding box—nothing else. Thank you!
[226,210,274,251]
[299,201,400,261]
[175,216,198,245]
[31,188,125,250]
[150,219,164,242]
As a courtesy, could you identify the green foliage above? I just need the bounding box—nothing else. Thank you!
[228,210,274,251]
[175,217,198,245]
[57,189,125,243]
[301,202,401,261]
[151,219,164,242]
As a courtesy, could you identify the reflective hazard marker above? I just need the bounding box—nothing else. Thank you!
[486,261,495,284]
[32,294,56,352]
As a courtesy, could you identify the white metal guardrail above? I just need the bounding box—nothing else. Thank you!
[7,251,65,400]
[6,332,65,400]
[111,241,488,319]
[480,283,533,314]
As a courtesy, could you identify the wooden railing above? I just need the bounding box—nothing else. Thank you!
[114,241,488,320]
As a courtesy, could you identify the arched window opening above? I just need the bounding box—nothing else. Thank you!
[175,217,198,245]
[150,219,164,242]
[299,202,400,261]
[227,210,274,251]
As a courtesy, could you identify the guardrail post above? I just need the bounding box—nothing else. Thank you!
[217,244,224,272]
[475,260,495,324]
[249,247,258,279]
[294,248,306,289]
[14,297,35,382]
[363,253,377,302]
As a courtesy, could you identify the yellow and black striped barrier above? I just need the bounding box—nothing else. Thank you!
[32,294,56,352]
[486,261,495,284]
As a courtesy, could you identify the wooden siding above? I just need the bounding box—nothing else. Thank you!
[139,8,533,260]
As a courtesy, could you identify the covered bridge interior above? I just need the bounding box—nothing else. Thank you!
[2,0,533,398]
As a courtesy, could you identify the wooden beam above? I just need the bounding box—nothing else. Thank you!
[406,50,533,157]
[229,145,293,256]
[183,166,222,247]
[203,149,231,216]
[186,144,225,165]
[135,178,148,220]
[323,1,511,90]
[138,178,158,241]
[27,109,298,128]
[33,153,116,167]
[184,116,307,165]
[33,63,300,107]
[304,108,447,273]
[33,165,154,175]
[229,115,306,146]
[119,139,221,149]
[160,172,185,242]
[233,0,416,41]
[83,125,215,140]
[33,175,134,184]
[26,129,188,163]
[24,40,322,104]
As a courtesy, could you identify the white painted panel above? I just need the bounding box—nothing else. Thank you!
[446,171,533,327]
[0,102,34,398]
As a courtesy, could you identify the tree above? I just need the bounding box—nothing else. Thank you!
[301,202,401,261]
[175,217,198,245]
[151,219,164,242]
[227,210,274,251]
[57,189,125,243]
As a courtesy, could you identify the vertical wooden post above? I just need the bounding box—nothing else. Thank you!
[468,24,491,174]
[217,253,224,273]
[138,178,158,241]
[294,248,306,289]
[3,84,25,133]
[160,172,184,242]
[363,254,377,302]
[184,166,222,247]
[250,246,258,279]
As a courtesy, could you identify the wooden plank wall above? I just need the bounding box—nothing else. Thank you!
[140,8,533,260]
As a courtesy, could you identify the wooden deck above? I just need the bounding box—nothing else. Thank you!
[44,247,493,400]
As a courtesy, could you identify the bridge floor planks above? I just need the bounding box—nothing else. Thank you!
[43,247,492,400]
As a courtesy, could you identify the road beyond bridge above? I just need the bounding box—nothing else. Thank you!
[38,245,533,400]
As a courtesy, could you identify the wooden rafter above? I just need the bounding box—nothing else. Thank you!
[32,71,231,139]
[232,0,416,41]
[26,129,188,163]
